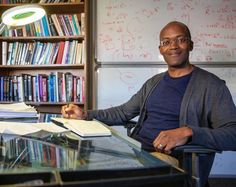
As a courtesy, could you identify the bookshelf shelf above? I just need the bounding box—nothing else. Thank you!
[0,1,90,114]
[0,64,84,70]
[0,36,85,42]
[30,101,84,113]
[30,101,85,113]
[0,3,85,15]
[31,101,84,105]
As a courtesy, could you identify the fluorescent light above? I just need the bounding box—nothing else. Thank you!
[2,4,46,27]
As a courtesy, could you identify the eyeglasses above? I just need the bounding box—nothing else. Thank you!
[160,36,190,47]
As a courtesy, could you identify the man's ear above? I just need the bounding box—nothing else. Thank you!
[189,41,194,51]
[159,45,164,55]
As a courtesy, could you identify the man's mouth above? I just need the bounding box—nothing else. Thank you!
[169,52,181,57]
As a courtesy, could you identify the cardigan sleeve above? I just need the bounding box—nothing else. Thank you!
[85,84,146,125]
[190,84,236,151]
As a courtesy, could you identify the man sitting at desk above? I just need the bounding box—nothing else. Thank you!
[61,21,236,187]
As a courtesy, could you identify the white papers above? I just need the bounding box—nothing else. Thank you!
[51,118,111,137]
[0,121,68,136]
[0,102,38,119]
[0,102,36,112]
[0,122,39,135]
[32,123,69,133]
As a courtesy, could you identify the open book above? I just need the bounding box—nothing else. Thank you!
[51,118,111,137]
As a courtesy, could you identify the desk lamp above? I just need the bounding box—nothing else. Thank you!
[0,4,46,34]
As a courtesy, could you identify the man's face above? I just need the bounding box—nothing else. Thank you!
[159,23,193,68]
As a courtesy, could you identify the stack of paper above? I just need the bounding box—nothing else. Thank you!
[0,102,38,120]
[51,118,112,137]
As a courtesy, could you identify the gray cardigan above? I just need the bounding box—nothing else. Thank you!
[87,66,236,151]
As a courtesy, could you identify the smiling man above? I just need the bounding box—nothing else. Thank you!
[62,21,236,187]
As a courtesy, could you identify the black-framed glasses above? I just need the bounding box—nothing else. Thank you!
[160,36,190,47]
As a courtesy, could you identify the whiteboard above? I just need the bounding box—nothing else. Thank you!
[97,67,166,108]
[96,67,236,108]
[211,151,236,176]
[96,66,236,175]
[96,0,236,62]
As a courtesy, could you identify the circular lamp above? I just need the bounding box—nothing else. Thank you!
[0,4,46,34]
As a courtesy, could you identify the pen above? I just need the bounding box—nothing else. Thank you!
[52,120,68,130]
[65,103,71,118]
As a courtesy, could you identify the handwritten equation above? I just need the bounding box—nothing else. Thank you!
[97,0,236,62]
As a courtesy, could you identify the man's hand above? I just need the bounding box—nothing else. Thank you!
[61,104,85,119]
[153,126,193,154]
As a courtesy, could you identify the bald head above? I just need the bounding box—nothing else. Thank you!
[160,21,192,40]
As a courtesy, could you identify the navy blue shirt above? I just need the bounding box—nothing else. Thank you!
[136,72,192,151]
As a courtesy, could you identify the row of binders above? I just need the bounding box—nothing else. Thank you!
[2,40,85,66]
[2,13,85,37]
[0,72,85,103]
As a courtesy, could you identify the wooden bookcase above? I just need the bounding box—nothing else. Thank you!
[0,1,92,114]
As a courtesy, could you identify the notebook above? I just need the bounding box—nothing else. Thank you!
[51,118,111,137]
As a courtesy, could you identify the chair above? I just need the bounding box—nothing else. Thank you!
[125,122,219,187]
[174,144,219,187]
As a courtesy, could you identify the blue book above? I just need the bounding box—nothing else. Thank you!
[0,76,4,101]
[48,73,56,102]
[35,75,39,102]
[41,15,50,36]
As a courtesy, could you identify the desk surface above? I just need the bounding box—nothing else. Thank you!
[0,124,186,186]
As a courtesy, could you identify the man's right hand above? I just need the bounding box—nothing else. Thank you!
[61,104,85,119]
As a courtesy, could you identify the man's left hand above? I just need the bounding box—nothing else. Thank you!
[153,126,193,154]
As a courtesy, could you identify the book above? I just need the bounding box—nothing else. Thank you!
[2,41,7,65]
[65,72,73,101]
[0,76,3,101]
[55,41,65,64]
[63,15,74,36]
[25,42,34,65]
[43,42,53,64]
[7,42,13,65]
[72,14,81,35]
[17,76,24,102]
[75,42,82,64]
[80,13,85,35]
[70,40,78,64]
[51,14,64,36]
[48,15,58,36]
[61,41,69,64]
[57,14,69,36]
[67,15,76,35]
[55,71,64,102]
[41,15,51,36]
[22,74,29,101]
[11,42,19,65]
[37,42,48,65]
[3,76,9,101]
[48,73,56,102]
[12,75,19,101]
[51,118,111,137]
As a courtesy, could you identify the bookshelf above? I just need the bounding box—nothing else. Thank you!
[0,1,92,114]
